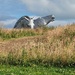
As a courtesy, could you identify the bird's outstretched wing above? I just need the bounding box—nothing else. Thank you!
[34,15,55,27]
[34,17,46,27]
[42,15,55,24]
[14,16,30,28]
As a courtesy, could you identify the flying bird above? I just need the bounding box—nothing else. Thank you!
[14,15,55,29]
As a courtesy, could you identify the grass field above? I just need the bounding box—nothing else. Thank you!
[0,24,75,74]
[0,24,75,66]
[0,65,75,75]
[0,26,55,41]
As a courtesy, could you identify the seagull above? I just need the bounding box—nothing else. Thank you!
[14,15,55,29]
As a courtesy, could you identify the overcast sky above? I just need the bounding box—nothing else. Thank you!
[0,0,75,28]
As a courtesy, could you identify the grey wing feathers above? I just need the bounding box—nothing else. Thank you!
[34,15,54,27]
[14,16,30,28]
[34,18,46,26]
[40,15,54,24]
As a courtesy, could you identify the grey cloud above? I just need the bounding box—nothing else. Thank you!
[21,0,75,20]
[0,19,17,28]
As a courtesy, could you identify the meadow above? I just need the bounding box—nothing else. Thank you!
[0,24,75,75]
[0,65,75,75]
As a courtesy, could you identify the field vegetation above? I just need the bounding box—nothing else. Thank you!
[0,65,75,75]
[0,24,75,75]
[0,24,75,66]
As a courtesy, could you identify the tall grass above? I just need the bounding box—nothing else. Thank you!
[0,24,75,67]
[0,28,51,41]
[0,26,55,41]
